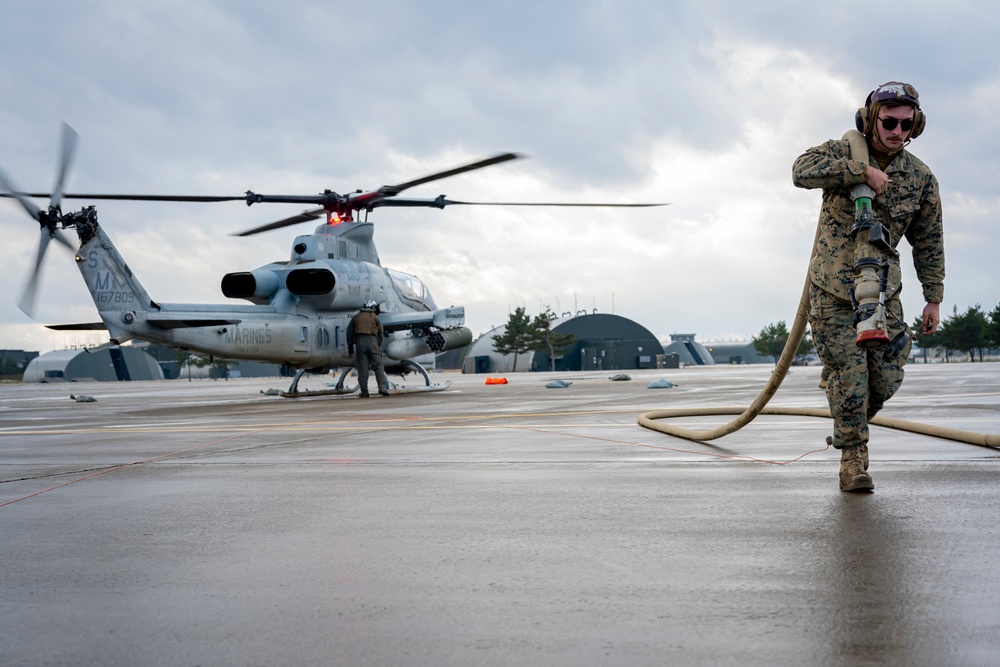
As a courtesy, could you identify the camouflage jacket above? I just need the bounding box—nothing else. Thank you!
[792,138,944,304]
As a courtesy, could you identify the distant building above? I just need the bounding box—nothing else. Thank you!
[22,347,164,383]
[702,340,772,365]
[661,334,716,366]
[464,313,664,373]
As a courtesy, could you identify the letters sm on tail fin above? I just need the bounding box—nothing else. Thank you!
[74,222,154,345]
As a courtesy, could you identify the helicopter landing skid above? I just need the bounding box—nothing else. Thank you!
[278,368,359,398]
[277,360,451,398]
[384,378,452,395]
[382,358,452,395]
[279,386,359,398]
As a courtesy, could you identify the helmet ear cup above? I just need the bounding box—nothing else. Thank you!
[856,90,875,134]
[909,109,926,139]
[855,107,870,134]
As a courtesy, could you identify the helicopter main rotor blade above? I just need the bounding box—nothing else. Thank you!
[232,207,325,237]
[234,196,669,235]
[342,152,524,212]
[233,153,524,236]
[445,201,669,207]
[51,122,80,209]
[372,197,670,209]
[0,192,250,203]
[376,152,522,198]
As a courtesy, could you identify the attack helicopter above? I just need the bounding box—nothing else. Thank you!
[1,124,665,396]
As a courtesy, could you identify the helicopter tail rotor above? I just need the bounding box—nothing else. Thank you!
[17,232,54,317]
[0,167,44,222]
[0,123,81,318]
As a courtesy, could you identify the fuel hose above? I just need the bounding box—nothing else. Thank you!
[638,131,1000,450]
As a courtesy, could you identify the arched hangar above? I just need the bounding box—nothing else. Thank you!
[464,313,664,373]
[22,347,165,383]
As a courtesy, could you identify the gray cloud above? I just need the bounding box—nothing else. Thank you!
[2,0,998,352]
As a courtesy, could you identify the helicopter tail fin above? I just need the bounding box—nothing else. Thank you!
[74,225,154,344]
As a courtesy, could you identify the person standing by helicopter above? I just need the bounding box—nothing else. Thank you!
[347,300,390,397]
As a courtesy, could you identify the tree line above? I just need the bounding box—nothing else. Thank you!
[492,307,577,371]
[912,303,1000,362]
[754,302,1000,364]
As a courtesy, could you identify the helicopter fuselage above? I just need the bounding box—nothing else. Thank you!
[72,214,470,372]
[3,132,659,385]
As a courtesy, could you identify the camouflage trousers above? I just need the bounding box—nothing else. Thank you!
[354,334,388,393]
[808,284,911,449]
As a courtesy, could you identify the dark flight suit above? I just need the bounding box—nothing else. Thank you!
[347,308,389,396]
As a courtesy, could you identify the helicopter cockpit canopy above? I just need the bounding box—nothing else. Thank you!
[388,268,437,312]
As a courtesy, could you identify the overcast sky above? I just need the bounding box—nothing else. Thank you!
[2,0,998,354]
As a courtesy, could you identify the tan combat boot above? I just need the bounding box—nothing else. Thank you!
[839,445,874,492]
[827,437,868,470]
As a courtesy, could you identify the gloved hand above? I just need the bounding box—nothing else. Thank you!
[347,347,354,356]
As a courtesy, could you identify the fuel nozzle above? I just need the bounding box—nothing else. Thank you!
[850,256,890,348]
[850,185,891,349]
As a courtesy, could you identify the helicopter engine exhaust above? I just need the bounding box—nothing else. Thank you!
[286,267,335,296]
[221,269,280,302]
[385,327,473,360]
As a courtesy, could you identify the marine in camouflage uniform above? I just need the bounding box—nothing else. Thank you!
[792,81,944,492]
[347,301,390,397]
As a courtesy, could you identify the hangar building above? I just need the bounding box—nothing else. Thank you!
[464,313,664,373]
[661,334,716,366]
[22,347,165,383]
[702,340,773,365]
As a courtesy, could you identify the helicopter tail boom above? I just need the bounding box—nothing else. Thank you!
[74,223,155,344]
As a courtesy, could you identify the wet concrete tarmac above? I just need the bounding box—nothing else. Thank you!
[1,363,998,666]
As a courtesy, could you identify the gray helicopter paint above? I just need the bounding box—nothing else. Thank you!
[73,218,469,371]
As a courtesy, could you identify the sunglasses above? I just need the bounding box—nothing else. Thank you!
[878,116,914,132]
